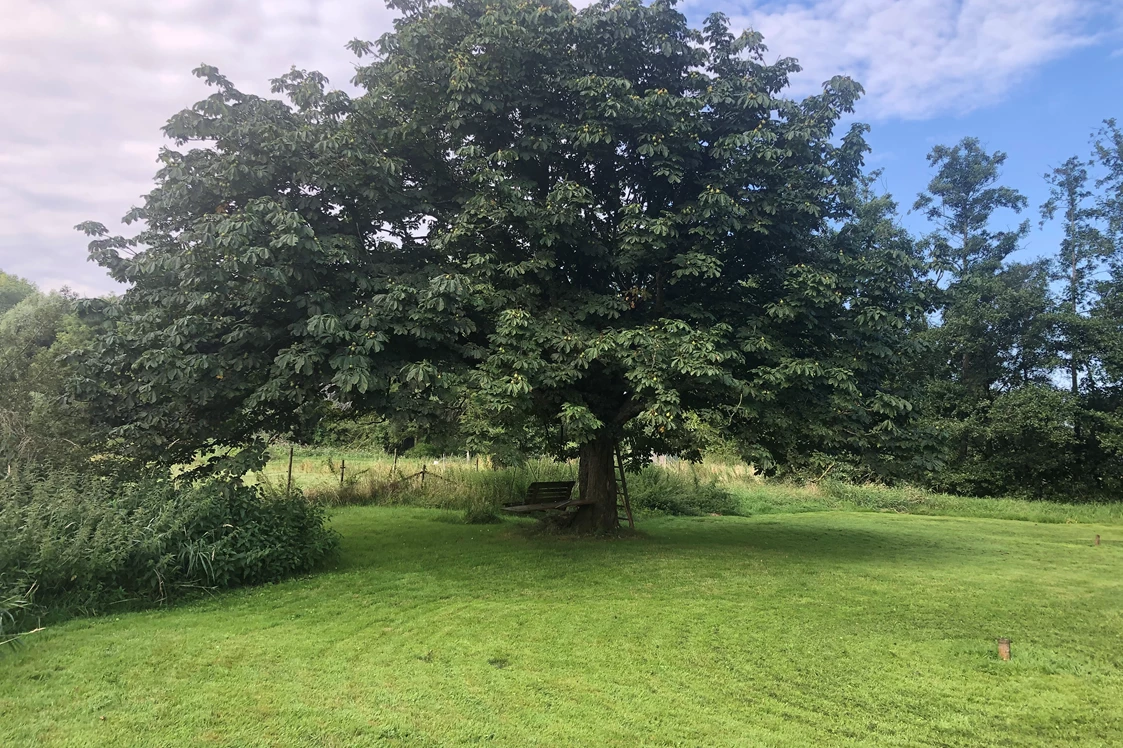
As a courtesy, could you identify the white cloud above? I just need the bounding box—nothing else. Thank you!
[720,0,1119,119]
[0,0,1118,294]
[0,0,396,294]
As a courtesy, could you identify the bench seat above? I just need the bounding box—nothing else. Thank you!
[502,480,585,513]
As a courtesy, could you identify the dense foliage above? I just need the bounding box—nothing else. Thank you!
[0,285,95,469]
[0,271,37,316]
[908,128,1123,499]
[0,470,337,630]
[76,0,930,529]
[0,2,1115,508]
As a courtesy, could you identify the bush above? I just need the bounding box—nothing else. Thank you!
[0,469,337,632]
[628,466,741,516]
[926,385,1123,501]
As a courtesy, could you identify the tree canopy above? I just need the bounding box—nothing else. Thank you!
[913,137,1029,280]
[81,0,929,528]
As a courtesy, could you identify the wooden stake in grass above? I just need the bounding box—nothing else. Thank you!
[997,638,1011,661]
[286,446,294,494]
[340,459,346,487]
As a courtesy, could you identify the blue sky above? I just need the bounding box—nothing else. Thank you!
[1,0,1122,295]
[867,41,1123,265]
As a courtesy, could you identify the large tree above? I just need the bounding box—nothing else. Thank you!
[81,0,925,530]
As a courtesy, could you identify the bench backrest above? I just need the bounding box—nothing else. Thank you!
[526,481,575,503]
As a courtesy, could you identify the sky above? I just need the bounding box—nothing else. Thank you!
[2,0,1122,296]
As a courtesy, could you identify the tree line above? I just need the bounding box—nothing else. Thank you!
[913,126,1123,499]
[3,0,1123,528]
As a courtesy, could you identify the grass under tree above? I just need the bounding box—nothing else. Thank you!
[2,503,1120,747]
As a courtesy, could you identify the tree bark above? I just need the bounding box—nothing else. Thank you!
[572,432,619,533]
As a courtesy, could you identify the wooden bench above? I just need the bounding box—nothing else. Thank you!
[502,481,591,514]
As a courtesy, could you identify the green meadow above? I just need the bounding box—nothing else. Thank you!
[3,499,1121,746]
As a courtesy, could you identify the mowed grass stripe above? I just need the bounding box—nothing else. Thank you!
[2,508,1121,746]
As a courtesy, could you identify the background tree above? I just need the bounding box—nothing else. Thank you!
[913,138,1036,395]
[1080,120,1123,476]
[1094,119,1123,247]
[909,137,1070,495]
[1040,156,1109,394]
[1091,119,1123,388]
[0,271,36,317]
[913,138,1029,281]
[913,137,1039,391]
[81,0,927,530]
[0,281,94,469]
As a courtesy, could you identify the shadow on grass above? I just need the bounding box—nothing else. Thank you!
[328,509,961,581]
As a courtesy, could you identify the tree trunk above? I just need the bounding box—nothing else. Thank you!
[572,432,619,533]
[1072,241,1080,396]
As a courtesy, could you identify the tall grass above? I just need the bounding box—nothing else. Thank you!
[284,455,741,518]
[817,480,1123,524]
[727,479,1123,524]
[267,447,1123,526]
[0,469,338,633]
[298,458,578,509]
[0,586,39,650]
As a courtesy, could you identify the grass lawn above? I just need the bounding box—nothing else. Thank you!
[2,507,1121,746]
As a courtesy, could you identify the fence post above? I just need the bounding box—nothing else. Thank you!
[286,446,294,494]
[421,464,427,484]
[340,458,346,486]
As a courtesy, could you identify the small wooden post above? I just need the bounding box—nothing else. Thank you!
[1095,534,1101,546]
[997,638,1011,661]
[286,446,294,494]
[392,449,399,476]
[475,456,480,471]
[421,464,427,484]
[340,459,346,486]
